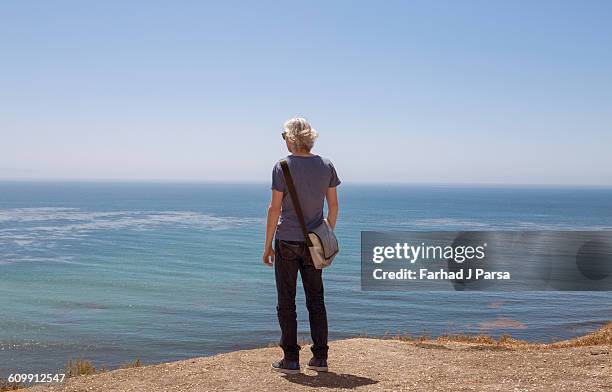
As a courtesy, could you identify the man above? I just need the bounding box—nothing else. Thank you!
[262,117,340,374]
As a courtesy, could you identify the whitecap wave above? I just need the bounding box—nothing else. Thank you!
[0,207,263,263]
[410,218,492,228]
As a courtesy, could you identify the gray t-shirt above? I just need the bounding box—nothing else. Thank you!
[271,155,341,241]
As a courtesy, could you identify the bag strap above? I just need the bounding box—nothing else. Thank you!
[280,159,313,246]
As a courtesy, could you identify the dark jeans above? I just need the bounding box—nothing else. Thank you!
[274,239,328,361]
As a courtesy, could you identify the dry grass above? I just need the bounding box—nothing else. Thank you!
[0,356,144,390]
[65,359,105,377]
[0,378,26,391]
[64,356,142,378]
[385,321,612,350]
[121,359,141,369]
[550,322,612,348]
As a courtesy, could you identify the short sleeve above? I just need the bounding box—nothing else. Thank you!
[329,161,341,187]
[271,161,286,192]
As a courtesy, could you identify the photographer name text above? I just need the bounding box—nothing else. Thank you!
[372,268,510,280]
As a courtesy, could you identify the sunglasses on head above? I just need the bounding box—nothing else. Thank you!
[281,131,287,140]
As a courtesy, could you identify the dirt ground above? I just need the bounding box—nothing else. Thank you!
[23,337,611,392]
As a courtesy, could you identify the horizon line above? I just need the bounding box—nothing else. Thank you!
[1,177,611,189]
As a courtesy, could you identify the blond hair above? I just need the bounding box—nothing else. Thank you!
[283,117,318,152]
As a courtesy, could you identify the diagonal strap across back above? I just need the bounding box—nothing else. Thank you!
[279,159,313,247]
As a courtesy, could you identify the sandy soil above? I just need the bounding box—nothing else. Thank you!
[24,338,611,392]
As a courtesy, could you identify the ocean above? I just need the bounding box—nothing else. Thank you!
[1,181,612,374]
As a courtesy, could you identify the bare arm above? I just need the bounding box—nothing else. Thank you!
[326,186,339,230]
[263,189,283,266]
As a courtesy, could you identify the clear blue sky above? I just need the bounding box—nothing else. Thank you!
[1,1,611,185]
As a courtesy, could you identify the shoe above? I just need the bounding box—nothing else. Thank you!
[307,357,328,372]
[271,359,300,374]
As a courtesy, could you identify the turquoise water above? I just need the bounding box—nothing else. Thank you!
[1,181,612,374]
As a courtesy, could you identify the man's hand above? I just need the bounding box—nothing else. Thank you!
[262,246,275,267]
